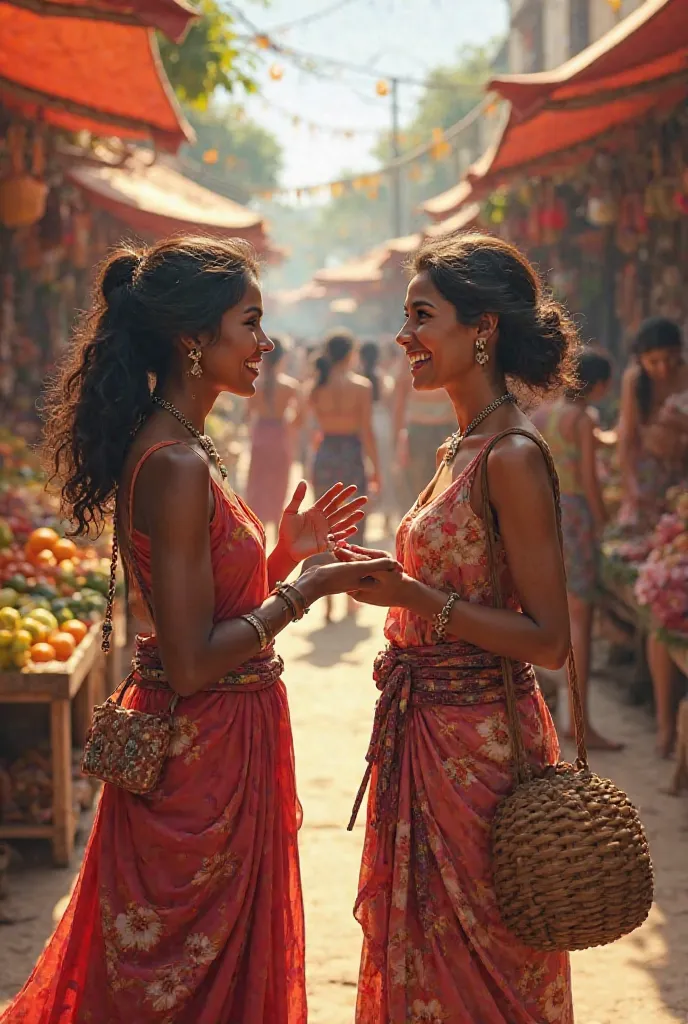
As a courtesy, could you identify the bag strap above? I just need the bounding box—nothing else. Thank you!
[478,427,588,783]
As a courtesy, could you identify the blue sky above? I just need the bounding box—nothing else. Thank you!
[240,0,508,189]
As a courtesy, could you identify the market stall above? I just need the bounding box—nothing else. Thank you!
[0,429,120,864]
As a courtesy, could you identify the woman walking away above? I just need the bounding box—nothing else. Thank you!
[360,340,397,535]
[534,349,621,751]
[618,316,688,532]
[2,237,398,1024]
[338,233,575,1023]
[392,362,456,512]
[309,329,381,621]
[245,334,299,534]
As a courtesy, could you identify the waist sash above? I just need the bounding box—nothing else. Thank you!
[348,641,536,831]
[131,637,283,694]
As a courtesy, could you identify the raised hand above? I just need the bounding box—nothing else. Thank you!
[277,480,367,564]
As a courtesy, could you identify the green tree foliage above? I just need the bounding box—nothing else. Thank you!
[158,0,257,110]
[180,104,282,203]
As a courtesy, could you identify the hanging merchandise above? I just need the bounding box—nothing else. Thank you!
[0,125,48,230]
[375,80,390,97]
[269,63,284,81]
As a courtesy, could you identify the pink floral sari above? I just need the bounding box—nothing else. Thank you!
[352,440,573,1024]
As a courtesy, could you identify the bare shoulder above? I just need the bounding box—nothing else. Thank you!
[136,442,209,498]
[350,372,373,391]
[485,429,553,492]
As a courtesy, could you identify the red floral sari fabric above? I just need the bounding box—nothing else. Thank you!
[354,441,573,1024]
[2,442,306,1024]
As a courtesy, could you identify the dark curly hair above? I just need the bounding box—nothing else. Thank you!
[411,232,579,391]
[43,235,259,536]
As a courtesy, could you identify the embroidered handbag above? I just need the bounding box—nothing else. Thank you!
[482,429,654,952]
[81,516,179,795]
[81,677,178,795]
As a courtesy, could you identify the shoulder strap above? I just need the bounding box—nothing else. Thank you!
[478,428,587,782]
[101,441,210,653]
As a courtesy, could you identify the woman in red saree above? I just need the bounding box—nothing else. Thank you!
[2,236,398,1024]
[339,234,578,1023]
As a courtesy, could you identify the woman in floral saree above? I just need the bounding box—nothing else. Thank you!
[1,236,398,1024]
[339,233,577,1023]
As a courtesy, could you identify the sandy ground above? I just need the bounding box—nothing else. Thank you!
[1,534,687,1019]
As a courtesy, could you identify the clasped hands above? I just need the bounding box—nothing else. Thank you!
[276,481,406,601]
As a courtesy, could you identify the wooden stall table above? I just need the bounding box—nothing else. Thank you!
[0,624,106,867]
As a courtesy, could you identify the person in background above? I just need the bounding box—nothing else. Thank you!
[618,316,688,531]
[360,340,397,535]
[392,358,456,511]
[533,349,622,751]
[309,329,380,621]
[245,334,299,535]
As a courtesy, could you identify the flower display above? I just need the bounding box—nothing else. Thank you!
[634,489,688,637]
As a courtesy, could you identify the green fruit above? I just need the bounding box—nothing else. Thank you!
[0,588,18,609]
[26,608,58,632]
[85,574,109,597]
[11,629,33,653]
[56,608,74,626]
[32,583,58,600]
[5,574,28,594]
[10,648,30,669]
[22,618,49,643]
[0,606,20,630]
[51,598,71,613]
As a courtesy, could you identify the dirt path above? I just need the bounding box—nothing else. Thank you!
[1,598,687,1021]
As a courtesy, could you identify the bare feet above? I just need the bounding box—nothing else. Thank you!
[565,728,625,752]
[656,731,675,759]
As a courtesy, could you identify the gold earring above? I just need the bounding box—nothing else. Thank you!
[187,347,203,377]
[475,336,489,366]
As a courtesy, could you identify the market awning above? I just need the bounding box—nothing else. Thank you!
[424,203,481,238]
[314,250,385,286]
[69,152,270,249]
[420,180,474,221]
[0,2,192,150]
[489,0,687,116]
[6,0,197,41]
[477,0,688,185]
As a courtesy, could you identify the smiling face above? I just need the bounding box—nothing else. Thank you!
[193,279,273,398]
[397,271,496,392]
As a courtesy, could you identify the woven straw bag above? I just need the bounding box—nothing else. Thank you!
[481,428,654,952]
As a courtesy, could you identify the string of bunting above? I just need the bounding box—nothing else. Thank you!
[253,96,497,202]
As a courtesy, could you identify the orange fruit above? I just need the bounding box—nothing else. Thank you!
[48,631,76,661]
[52,538,78,562]
[32,549,57,569]
[26,527,59,555]
[30,642,56,663]
[61,619,88,645]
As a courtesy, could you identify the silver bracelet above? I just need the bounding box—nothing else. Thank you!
[432,591,459,642]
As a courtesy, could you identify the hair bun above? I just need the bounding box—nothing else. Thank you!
[101,249,143,307]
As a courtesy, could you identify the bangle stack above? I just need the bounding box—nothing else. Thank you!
[272,581,310,621]
[241,612,271,651]
[433,591,460,642]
